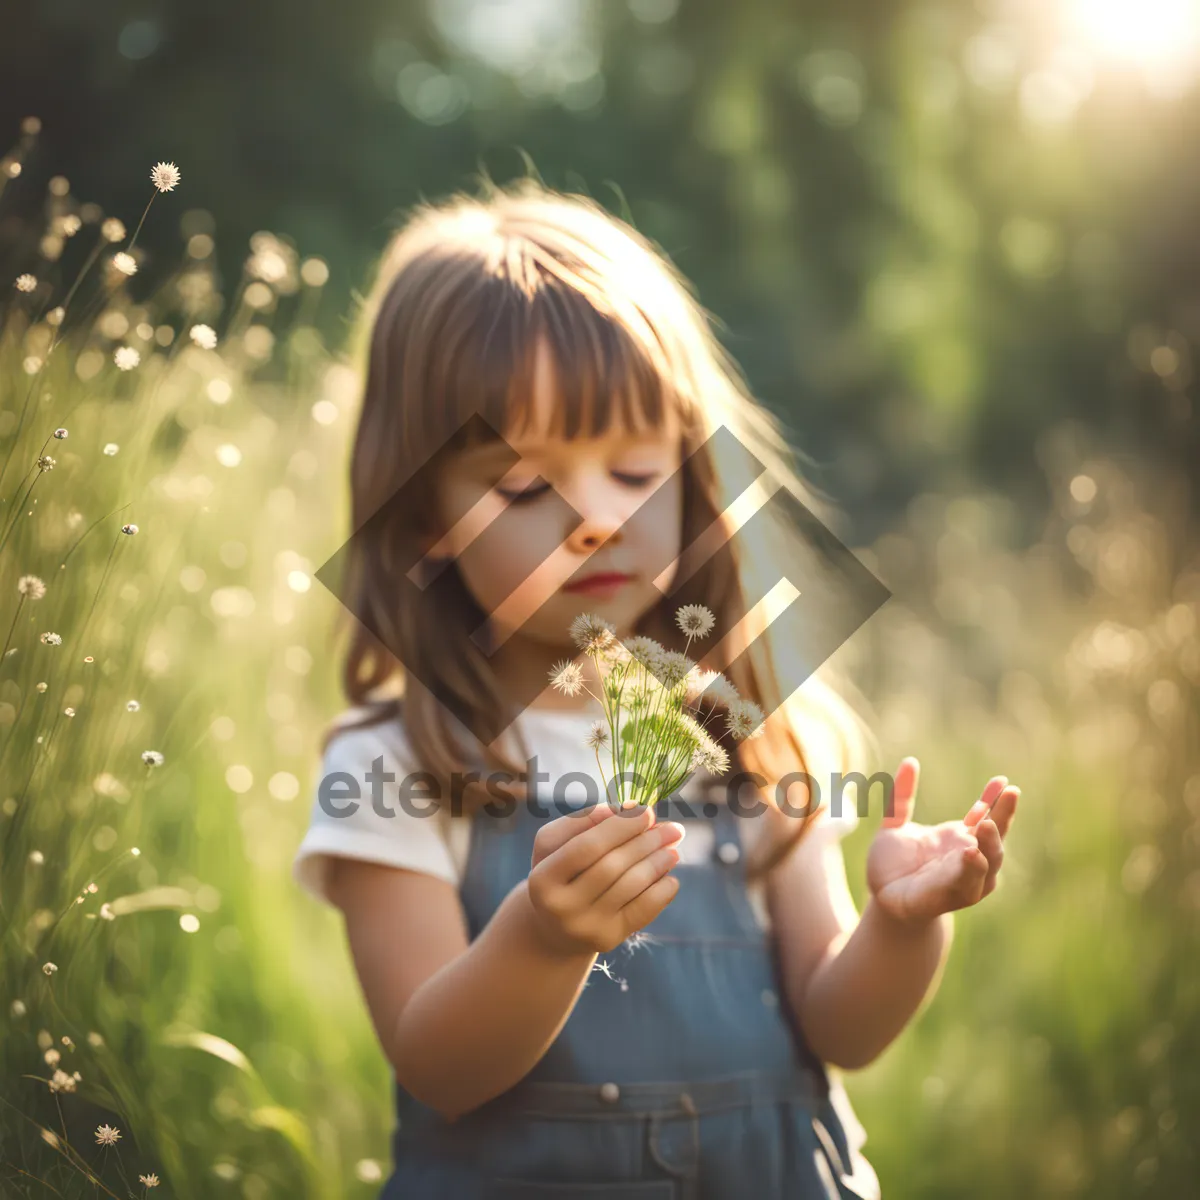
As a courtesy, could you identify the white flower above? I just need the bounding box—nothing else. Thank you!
[44,1048,60,1066]
[675,604,715,639]
[150,161,180,192]
[725,697,766,741]
[548,659,586,698]
[36,455,55,471]
[656,650,694,689]
[48,1068,76,1093]
[14,273,37,293]
[39,632,62,646]
[113,346,140,371]
[18,575,46,600]
[140,1175,160,1188]
[121,523,138,536]
[103,443,120,456]
[585,720,610,750]
[95,1124,122,1146]
[53,427,68,439]
[189,323,217,350]
[141,750,164,767]
[111,252,138,277]
[42,962,57,975]
[101,217,126,243]
[568,612,617,654]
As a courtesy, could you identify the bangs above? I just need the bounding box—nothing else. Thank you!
[435,259,696,457]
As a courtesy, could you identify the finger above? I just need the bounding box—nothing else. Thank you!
[974,819,1005,896]
[572,822,686,906]
[532,800,616,865]
[989,786,1020,839]
[881,757,919,829]
[549,804,657,884]
[595,839,683,910]
[964,776,1008,829]
[617,872,681,933]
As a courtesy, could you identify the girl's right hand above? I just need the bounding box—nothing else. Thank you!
[523,803,686,957]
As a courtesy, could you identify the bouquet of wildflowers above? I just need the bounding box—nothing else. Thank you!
[548,605,766,808]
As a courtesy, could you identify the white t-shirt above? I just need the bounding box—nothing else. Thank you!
[293,704,860,930]
[291,703,875,1190]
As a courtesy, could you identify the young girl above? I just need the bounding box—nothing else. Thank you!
[293,179,1020,1199]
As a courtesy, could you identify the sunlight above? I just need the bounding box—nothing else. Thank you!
[1065,0,1200,70]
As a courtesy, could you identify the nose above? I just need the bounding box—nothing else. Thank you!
[563,477,626,555]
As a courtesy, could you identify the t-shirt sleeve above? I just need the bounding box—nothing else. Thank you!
[292,717,458,907]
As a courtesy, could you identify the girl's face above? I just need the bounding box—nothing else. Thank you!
[428,340,684,650]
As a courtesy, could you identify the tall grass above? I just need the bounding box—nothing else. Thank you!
[1,130,1196,1198]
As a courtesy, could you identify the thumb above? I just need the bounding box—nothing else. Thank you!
[880,756,919,828]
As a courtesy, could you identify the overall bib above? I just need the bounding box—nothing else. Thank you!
[381,786,880,1199]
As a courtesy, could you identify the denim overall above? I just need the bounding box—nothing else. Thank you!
[381,784,880,1199]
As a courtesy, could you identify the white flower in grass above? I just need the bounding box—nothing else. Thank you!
[113,345,140,371]
[548,659,585,698]
[112,252,138,277]
[39,632,62,646]
[675,604,715,639]
[141,750,164,767]
[14,273,37,293]
[189,323,217,350]
[95,1124,121,1146]
[569,612,617,654]
[150,161,181,192]
[139,1175,160,1188]
[585,720,610,750]
[725,697,766,741]
[18,575,46,600]
[102,217,126,243]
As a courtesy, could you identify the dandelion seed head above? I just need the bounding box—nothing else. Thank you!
[39,632,62,646]
[101,217,126,243]
[676,603,715,639]
[95,1124,122,1146]
[585,720,610,750]
[18,575,46,600]
[14,273,37,293]
[548,659,586,698]
[657,650,694,689]
[569,612,617,654]
[150,161,180,192]
[692,738,730,775]
[121,523,139,536]
[53,427,68,439]
[623,636,666,673]
[37,454,55,471]
[189,323,217,350]
[726,697,766,741]
[111,252,138,277]
[113,345,140,371]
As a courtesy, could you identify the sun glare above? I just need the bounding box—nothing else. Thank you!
[1066,0,1200,70]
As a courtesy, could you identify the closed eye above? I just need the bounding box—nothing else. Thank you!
[497,472,660,504]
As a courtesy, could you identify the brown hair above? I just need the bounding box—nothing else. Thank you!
[322,175,876,883]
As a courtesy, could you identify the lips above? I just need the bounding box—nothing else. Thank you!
[563,572,634,594]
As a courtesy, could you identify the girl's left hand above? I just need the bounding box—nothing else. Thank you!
[865,757,1020,927]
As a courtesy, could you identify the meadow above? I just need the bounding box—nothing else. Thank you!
[1,137,1197,1198]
